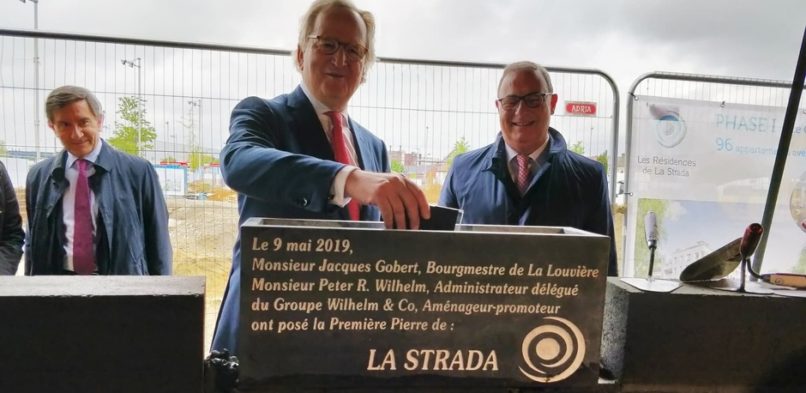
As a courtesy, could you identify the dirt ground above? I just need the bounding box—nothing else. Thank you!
[166,196,239,350]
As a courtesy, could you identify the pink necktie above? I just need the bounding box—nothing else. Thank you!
[516,155,531,195]
[325,111,360,221]
[73,159,95,274]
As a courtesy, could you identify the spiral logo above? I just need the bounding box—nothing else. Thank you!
[519,317,585,383]
[649,104,686,148]
[654,113,687,148]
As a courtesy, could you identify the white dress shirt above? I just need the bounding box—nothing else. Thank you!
[504,136,550,185]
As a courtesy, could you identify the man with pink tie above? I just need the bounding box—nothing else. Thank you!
[25,85,171,275]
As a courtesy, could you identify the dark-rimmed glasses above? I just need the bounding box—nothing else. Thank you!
[497,92,553,111]
[307,35,368,63]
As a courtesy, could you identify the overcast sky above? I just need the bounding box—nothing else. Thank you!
[2,0,805,93]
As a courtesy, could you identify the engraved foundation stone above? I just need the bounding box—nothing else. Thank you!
[237,218,611,392]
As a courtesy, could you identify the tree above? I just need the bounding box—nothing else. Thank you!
[108,96,157,156]
[596,150,609,174]
[570,140,585,155]
[188,148,218,171]
[390,159,405,174]
[446,137,470,166]
[0,140,7,156]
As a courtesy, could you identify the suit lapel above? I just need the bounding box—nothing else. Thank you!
[347,118,372,220]
[44,152,68,220]
[490,137,521,199]
[348,118,370,170]
[287,86,335,161]
[93,141,116,261]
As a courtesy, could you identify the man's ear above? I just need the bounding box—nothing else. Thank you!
[295,45,304,71]
[549,94,559,115]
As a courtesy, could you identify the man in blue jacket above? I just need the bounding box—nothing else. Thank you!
[212,0,430,354]
[0,160,24,275]
[439,61,617,276]
[25,85,172,275]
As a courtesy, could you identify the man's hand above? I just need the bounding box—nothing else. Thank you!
[345,169,430,229]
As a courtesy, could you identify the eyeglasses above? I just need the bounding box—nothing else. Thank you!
[307,35,368,63]
[497,92,553,111]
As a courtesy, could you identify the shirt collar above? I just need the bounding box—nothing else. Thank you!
[65,139,103,170]
[504,135,550,163]
[300,82,351,122]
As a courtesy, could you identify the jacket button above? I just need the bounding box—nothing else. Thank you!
[298,197,309,207]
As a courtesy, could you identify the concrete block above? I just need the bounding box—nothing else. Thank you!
[601,278,806,392]
[0,276,205,393]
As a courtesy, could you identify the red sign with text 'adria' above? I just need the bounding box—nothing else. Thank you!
[565,101,597,116]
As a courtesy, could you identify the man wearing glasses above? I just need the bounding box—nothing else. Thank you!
[439,61,617,276]
[212,0,430,354]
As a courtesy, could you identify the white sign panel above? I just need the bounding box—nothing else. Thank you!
[626,96,806,277]
[154,165,188,197]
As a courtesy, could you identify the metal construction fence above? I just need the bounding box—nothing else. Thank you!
[0,29,620,347]
[623,72,805,278]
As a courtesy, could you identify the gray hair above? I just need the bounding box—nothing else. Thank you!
[45,85,103,122]
[293,0,376,73]
[497,61,554,95]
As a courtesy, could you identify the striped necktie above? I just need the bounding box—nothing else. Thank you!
[516,154,531,195]
[325,111,360,220]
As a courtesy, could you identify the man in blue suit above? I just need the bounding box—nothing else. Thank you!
[212,0,430,354]
[439,61,617,276]
[25,85,172,275]
[0,160,24,275]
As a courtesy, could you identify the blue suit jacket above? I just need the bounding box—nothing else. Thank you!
[439,129,618,276]
[212,86,389,353]
[0,161,24,274]
[24,141,172,275]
